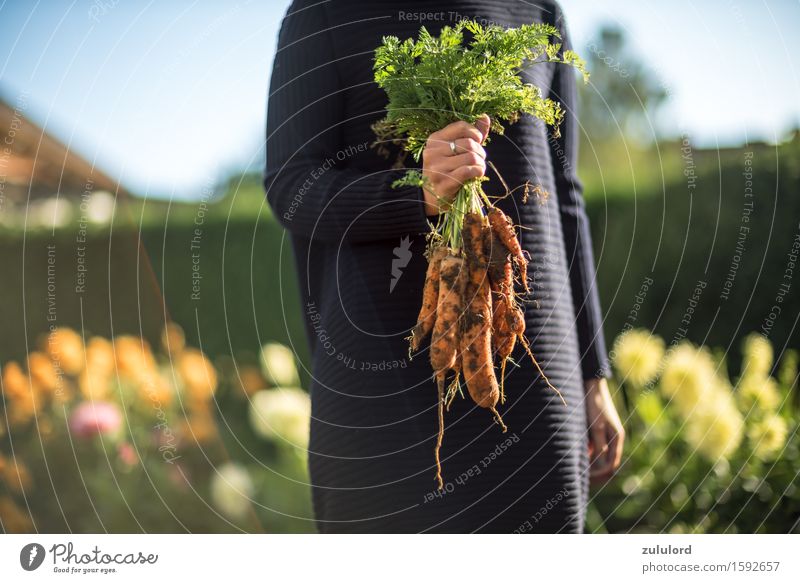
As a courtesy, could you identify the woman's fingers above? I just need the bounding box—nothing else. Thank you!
[430,119,484,145]
[589,419,612,481]
[607,423,625,470]
[421,115,491,215]
[436,150,486,172]
[426,136,486,159]
[474,114,491,141]
[589,420,608,462]
[448,164,486,185]
[425,165,485,196]
[590,422,624,483]
[451,137,486,158]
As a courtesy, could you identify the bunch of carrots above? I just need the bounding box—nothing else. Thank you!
[372,19,588,488]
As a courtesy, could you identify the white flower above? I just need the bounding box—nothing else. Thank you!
[741,333,773,379]
[659,343,717,417]
[87,191,116,224]
[612,329,665,387]
[249,388,310,449]
[259,343,300,386]
[747,414,789,461]
[683,386,744,462]
[210,462,254,520]
[737,375,781,412]
[32,197,72,229]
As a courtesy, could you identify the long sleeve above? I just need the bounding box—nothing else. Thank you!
[264,1,429,243]
[548,5,610,380]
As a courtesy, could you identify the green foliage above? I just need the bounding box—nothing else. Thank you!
[373,19,588,162]
[584,137,800,373]
[373,19,588,250]
[589,332,800,533]
[579,25,668,142]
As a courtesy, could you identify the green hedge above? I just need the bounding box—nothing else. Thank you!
[585,138,800,372]
[3,140,798,380]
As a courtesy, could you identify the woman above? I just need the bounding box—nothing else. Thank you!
[264,0,624,533]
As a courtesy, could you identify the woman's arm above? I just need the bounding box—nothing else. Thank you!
[548,5,611,380]
[264,1,428,243]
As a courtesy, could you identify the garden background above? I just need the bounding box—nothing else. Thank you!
[1,2,799,533]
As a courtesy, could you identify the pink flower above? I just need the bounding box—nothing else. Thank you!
[69,401,122,438]
[117,442,138,466]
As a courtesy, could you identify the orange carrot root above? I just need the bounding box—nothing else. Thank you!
[430,254,466,375]
[490,406,508,432]
[435,373,445,490]
[411,246,448,352]
[518,334,567,407]
[488,207,529,293]
[461,277,500,409]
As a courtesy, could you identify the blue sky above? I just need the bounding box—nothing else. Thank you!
[1,0,798,199]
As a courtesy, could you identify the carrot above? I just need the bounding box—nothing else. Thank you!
[460,276,500,410]
[485,229,511,292]
[491,291,516,404]
[460,212,505,426]
[445,352,463,411]
[429,253,466,490]
[429,254,466,376]
[485,217,517,403]
[488,207,529,293]
[435,374,445,490]
[462,212,487,272]
[410,246,448,352]
[505,301,525,337]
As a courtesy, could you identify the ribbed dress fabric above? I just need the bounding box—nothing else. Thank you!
[264,0,610,533]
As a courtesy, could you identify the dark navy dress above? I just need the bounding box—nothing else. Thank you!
[264,0,610,533]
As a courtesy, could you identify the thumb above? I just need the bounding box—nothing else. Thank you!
[474,114,491,142]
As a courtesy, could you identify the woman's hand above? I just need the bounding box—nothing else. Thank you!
[421,115,491,216]
[585,378,625,484]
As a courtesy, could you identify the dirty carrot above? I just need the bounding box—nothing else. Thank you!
[430,254,466,376]
[411,246,448,352]
[488,207,529,293]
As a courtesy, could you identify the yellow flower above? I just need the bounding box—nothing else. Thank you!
[1,458,33,493]
[249,387,310,449]
[741,333,773,378]
[684,394,744,461]
[27,351,60,397]
[747,414,788,461]
[161,322,186,356]
[2,362,29,401]
[737,374,781,412]
[181,408,217,444]
[44,327,85,376]
[612,329,665,387]
[177,349,217,401]
[86,337,115,377]
[77,338,116,400]
[0,496,33,533]
[659,343,717,417]
[113,336,157,383]
[1,362,36,426]
[138,368,175,407]
[260,343,300,387]
[79,370,110,400]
